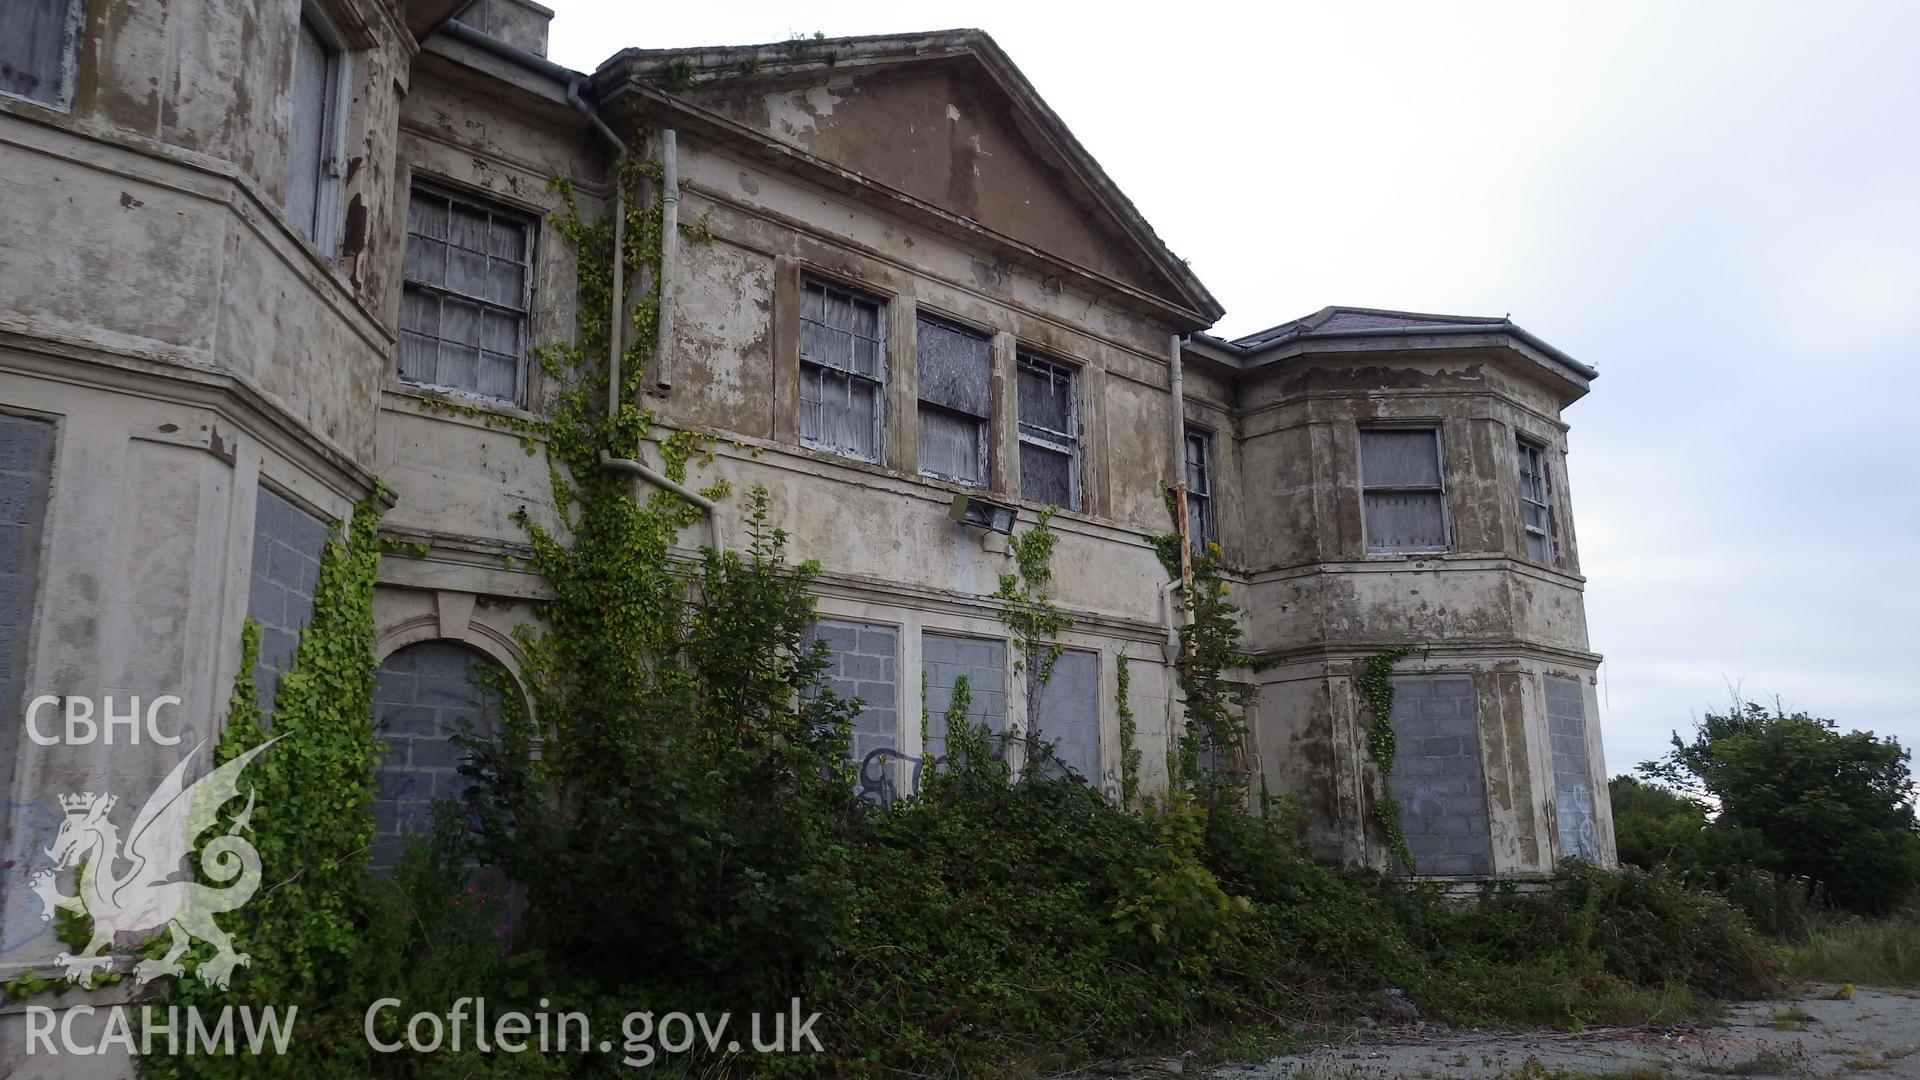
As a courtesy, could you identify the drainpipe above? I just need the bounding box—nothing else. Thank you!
[1168,332,1193,599]
[565,87,714,549]
[565,79,627,421]
[430,21,716,547]
[652,129,679,391]
[597,450,719,551]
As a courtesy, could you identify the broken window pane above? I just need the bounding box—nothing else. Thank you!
[400,185,534,405]
[799,278,886,461]
[1518,439,1555,564]
[1017,361,1072,434]
[1017,354,1078,509]
[1185,427,1215,552]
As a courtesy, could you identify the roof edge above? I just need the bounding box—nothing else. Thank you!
[595,29,1225,326]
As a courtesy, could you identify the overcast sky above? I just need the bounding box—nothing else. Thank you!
[546,1,1920,777]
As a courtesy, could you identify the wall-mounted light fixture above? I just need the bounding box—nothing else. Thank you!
[947,492,1018,535]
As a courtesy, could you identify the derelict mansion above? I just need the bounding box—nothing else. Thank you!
[0,0,1614,966]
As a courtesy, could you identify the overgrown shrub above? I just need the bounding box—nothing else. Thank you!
[465,492,864,1002]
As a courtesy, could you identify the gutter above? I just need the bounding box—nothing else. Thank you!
[430,20,716,549]
[437,18,578,83]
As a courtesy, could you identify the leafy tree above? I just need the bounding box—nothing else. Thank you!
[1640,702,1920,913]
[1609,774,1708,871]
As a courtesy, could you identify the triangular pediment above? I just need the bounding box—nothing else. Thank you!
[599,32,1220,326]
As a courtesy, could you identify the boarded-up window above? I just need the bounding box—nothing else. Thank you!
[1518,438,1556,565]
[1017,354,1079,509]
[246,488,331,712]
[1184,426,1215,553]
[921,632,1005,766]
[798,278,885,461]
[400,185,534,405]
[1388,675,1493,876]
[916,316,990,485]
[806,618,900,764]
[0,413,55,856]
[1360,427,1449,553]
[287,15,343,251]
[1029,648,1100,783]
[0,0,76,107]
[370,641,505,869]
[1546,675,1600,862]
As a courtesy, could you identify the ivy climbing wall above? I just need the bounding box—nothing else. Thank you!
[1029,647,1100,782]
[921,632,1006,760]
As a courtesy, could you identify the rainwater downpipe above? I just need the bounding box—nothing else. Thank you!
[1169,332,1192,594]
[566,82,713,550]
[652,129,679,392]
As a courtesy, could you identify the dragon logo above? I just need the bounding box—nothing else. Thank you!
[27,738,278,989]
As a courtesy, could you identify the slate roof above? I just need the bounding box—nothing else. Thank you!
[1212,306,1598,381]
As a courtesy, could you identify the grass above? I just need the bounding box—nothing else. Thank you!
[1703,1049,1801,1076]
[1778,911,1920,987]
[1765,1004,1818,1030]
[1493,1060,1675,1079]
[1842,1058,1892,1071]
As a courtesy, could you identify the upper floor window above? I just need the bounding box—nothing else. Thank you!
[1184,425,1215,554]
[0,0,78,108]
[1360,426,1449,554]
[287,13,346,253]
[399,183,534,406]
[1016,354,1079,509]
[915,315,991,486]
[1517,437,1557,564]
[799,278,885,462]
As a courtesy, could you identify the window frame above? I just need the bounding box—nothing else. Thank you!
[797,275,888,463]
[1516,436,1557,566]
[398,178,538,407]
[286,7,352,256]
[913,312,992,487]
[0,0,83,110]
[1015,351,1082,510]
[1358,423,1452,555]
[1183,424,1216,554]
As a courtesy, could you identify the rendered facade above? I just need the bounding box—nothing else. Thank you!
[0,0,1611,1064]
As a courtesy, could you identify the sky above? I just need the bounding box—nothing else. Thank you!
[545,1,1920,777]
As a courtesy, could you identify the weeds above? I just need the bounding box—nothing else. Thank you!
[1778,909,1920,987]
[1765,1004,1817,1029]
